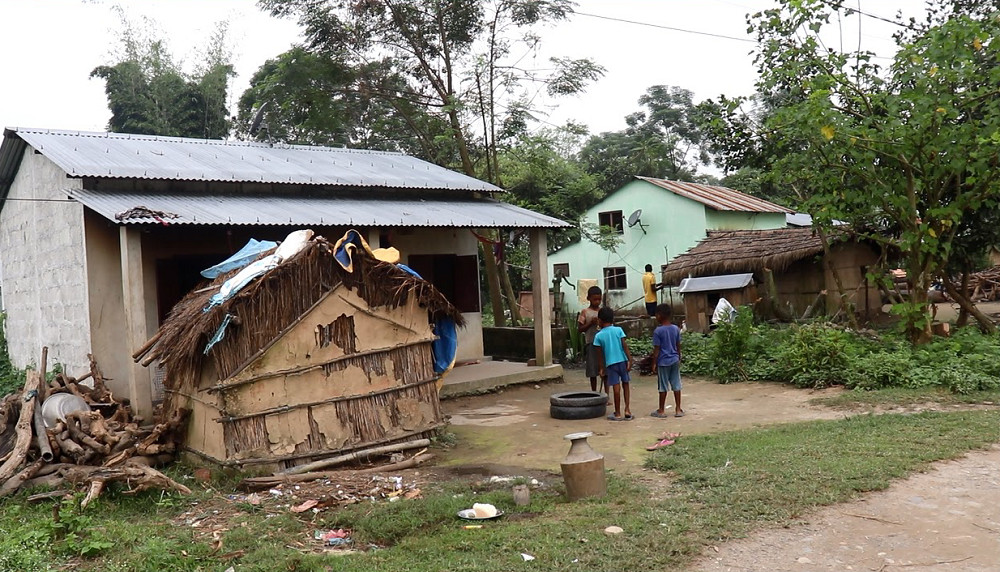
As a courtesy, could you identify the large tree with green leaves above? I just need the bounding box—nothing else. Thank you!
[91,15,233,139]
[722,0,1000,342]
[580,85,709,194]
[233,47,458,163]
[257,0,603,326]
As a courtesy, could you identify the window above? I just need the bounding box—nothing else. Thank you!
[553,263,570,278]
[603,267,627,290]
[598,210,624,234]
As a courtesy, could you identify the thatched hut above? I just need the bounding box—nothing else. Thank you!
[137,231,463,469]
[662,228,881,332]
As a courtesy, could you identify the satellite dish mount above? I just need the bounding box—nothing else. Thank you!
[626,209,647,234]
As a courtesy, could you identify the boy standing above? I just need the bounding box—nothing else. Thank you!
[593,307,634,421]
[577,286,605,393]
[651,304,684,418]
[642,264,659,317]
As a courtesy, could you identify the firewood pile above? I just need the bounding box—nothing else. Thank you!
[0,348,191,507]
[968,266,1000,302]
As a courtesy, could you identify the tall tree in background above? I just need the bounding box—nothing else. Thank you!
[234,48,461,163]
[580,85,709,195]
[91,13,233,138]
[258,0,603,325]
[734,0,1000,342]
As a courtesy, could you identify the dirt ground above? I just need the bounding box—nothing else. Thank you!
[440,369,1000,571]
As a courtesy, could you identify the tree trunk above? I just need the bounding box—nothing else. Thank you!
[942,278,997,334]
[907,270,934,344]
[497,239,522,326]
[815,226,860,330]
[480,237,506,327]
[956,270,971,328]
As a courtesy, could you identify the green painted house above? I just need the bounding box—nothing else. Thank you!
[549,177,792,312]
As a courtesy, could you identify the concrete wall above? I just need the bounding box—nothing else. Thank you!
[706,210,788,231]
[550,179,709,314]
[0,150,90,374]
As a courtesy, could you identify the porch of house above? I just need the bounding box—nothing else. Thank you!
[439,359,564,398]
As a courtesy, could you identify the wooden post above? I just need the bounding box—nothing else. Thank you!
[120,226,153,419]
[529,229,552,366]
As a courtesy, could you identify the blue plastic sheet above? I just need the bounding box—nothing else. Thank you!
[204,314,234,354]
[432,317,458,375]
[201,239,278,279]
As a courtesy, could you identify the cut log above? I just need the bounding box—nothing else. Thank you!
[0,458,45,497]
[240,453,436,491]
[278,439,432,476]
[0,369,42,482]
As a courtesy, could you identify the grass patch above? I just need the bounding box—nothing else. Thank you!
[812,387,1000,409]
[1,409,996,571]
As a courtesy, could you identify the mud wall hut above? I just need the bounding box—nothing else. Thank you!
[661,228,881,331]
[137,232,463,469]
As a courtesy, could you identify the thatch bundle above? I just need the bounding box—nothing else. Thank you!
[137,235,463,400]
[661,227,847,285]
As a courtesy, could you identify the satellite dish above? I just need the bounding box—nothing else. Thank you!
[626,209,648,234]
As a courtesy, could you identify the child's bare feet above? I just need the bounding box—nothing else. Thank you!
[674,409,685,418]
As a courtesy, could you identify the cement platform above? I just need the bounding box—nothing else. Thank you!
[439,360,564,398]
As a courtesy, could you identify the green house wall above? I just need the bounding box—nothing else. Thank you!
[550,179,788,314]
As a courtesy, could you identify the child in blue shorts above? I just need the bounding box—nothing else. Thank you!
[651,304,684,418]
[593,306,634,421]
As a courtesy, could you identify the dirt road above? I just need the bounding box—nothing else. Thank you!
[440,369,1000,571]
[689,446,1000,572]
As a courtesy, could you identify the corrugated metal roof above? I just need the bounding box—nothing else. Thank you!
[6,128,502,192]
[677,273,754,293]
[68,189,571,228]
[637,177,793,213]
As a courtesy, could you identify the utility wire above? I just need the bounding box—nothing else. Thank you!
[573,11,757,44]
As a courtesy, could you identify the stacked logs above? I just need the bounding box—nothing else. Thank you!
[0,349,191,507]
[968,266,1000,302]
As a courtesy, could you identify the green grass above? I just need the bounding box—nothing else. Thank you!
[1,409,997,571]
[812,387,1000,409]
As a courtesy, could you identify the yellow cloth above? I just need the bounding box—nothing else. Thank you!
[643,272,657,303]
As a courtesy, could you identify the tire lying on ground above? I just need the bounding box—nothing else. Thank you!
[549,391,607,419]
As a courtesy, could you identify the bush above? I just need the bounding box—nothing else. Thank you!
[679,309,1000,395]
[0,314,24,397]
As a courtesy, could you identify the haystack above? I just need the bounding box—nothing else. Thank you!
[137,231,463,469]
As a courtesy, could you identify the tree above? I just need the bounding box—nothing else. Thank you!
[258,0,603,326]
[737,0,1000,342]
[580,85,709,194]
[91,14,233,138]
[234,47,458,162]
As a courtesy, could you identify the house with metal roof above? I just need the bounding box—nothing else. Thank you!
[548,177,793,313]
[0,127,569,417]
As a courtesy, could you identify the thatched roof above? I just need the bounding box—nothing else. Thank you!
[661,227,842,285]
[140,235,463,393]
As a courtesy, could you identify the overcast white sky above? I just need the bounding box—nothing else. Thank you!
[0,0,926,139]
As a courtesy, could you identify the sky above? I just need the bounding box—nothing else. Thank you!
[0,0,927,140]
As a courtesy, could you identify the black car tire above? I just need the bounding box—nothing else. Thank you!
[549,391,607,408]
[550,403,607,420]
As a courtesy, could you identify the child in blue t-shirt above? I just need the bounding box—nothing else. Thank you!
[593,306,634,421]
[651,304,684,418]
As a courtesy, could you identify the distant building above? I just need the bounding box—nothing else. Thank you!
[549,177,792,312]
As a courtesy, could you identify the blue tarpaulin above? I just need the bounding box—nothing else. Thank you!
[201,239,278,279]
[432,317,458,375]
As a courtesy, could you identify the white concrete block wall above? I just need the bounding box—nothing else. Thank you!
[0,150,91,374]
